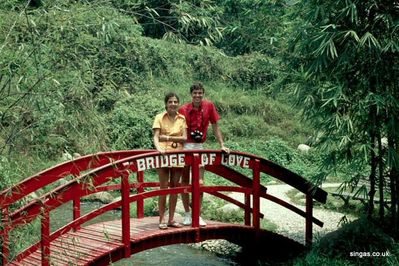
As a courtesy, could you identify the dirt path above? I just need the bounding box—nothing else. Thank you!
[229,183,356,244]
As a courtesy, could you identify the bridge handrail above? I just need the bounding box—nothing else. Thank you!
[0,150,153,207]
[0,149,326,209]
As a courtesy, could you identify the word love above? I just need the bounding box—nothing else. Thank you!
[201,153,250,168]
[221,153,250,168]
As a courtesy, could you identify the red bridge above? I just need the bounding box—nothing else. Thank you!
[0,150,327,265]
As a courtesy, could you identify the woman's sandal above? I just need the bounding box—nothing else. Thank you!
[159,223,168,230]
[167,221,182,228]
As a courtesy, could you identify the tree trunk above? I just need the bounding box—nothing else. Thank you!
[377,132,384,221]
[388,121,398,233]
[368,141,377,219]
[368,106,377,219]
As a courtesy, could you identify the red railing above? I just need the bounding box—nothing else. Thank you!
[0,150,327,265]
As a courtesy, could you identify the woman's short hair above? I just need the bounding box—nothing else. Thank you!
[164,92,180,105]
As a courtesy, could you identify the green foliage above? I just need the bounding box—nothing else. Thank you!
[228,53,276,88]
[112,0,224,46]
[287,0,399,167]
[107,95,163,149]
[287,0,399,222]
[216,0,288,56]
[226,138,322,180]
[144,197,159,216]
[0,156,17,191]
[296,218,398,265]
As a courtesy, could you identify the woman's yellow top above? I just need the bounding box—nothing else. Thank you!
[152,111,187,150]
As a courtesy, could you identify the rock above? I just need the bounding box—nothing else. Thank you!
[219,203,239,213]
[297,144,310,153]
[84,191,114,204]
[194,240,241,256]
[62,150,73,161]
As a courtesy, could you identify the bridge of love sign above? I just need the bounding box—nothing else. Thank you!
[134,152,251,172]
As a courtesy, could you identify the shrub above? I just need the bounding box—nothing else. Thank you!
[107,105,154,150]
[309,217,397,265]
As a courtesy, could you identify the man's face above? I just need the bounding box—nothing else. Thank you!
[191,88,204,105]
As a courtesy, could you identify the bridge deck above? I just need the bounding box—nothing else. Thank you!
[10,217,232,266]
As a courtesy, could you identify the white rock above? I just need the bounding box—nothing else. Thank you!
[62,150,73,161]
[219,203,239,213]
[84,191,114,204]
[297,144,311,153]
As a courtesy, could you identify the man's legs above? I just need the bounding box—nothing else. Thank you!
[181,165,206,226]
[181,166,191,214]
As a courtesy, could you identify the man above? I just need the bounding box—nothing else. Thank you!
[179,82,229,226]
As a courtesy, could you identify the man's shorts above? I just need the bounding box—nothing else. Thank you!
[184,143,204,167]
[184,143,204,150]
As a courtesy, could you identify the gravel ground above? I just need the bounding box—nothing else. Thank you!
[229,183,356,244]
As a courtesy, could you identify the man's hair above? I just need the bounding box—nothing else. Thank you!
[190,82,205,93]
[164,92,179,105]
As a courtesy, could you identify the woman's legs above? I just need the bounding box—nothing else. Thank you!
[168,167,182,224]
[157,168,169,225]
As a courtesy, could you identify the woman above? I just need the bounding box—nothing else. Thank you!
[152,92,187,229]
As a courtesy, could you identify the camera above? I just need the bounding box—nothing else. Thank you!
[190,130,203,143]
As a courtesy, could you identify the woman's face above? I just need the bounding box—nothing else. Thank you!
[166,96,179,113]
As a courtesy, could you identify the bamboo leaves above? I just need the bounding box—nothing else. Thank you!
[289,0,399,224]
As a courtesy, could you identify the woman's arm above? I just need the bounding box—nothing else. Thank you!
[153,128,164,153]
[159,131,187,143]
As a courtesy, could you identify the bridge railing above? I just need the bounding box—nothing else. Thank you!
[1,150,327,265]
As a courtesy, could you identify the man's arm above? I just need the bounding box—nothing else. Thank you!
[212,123,230,153]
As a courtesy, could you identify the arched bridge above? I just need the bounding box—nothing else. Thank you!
[0,150,327,265]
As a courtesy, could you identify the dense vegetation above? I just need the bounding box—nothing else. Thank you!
[1,0,398,265]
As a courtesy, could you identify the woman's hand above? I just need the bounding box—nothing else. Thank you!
[156,147,166,154]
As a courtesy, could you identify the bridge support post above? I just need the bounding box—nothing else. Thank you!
[136,171,144,219]
[121,171,131,258]
[1,207,10,265]
[73,197,81,231]
[252,159,260,230]
[191,154,201,229]
[305,193,313,245]
[244,194,251,226]
[41,208,50,266]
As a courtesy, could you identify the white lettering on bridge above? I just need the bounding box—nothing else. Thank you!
[136,154,185,171]
[220,153,250,168]
[136,153,251,171]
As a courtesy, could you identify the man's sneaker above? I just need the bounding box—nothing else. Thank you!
[199,216,207,227]
[183,212,192,226]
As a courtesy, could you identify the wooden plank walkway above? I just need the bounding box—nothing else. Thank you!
[10,217,230,266]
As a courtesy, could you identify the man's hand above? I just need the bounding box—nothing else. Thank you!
[221,145,230,154]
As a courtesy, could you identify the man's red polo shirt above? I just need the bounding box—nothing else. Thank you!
[179,100,220,143]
